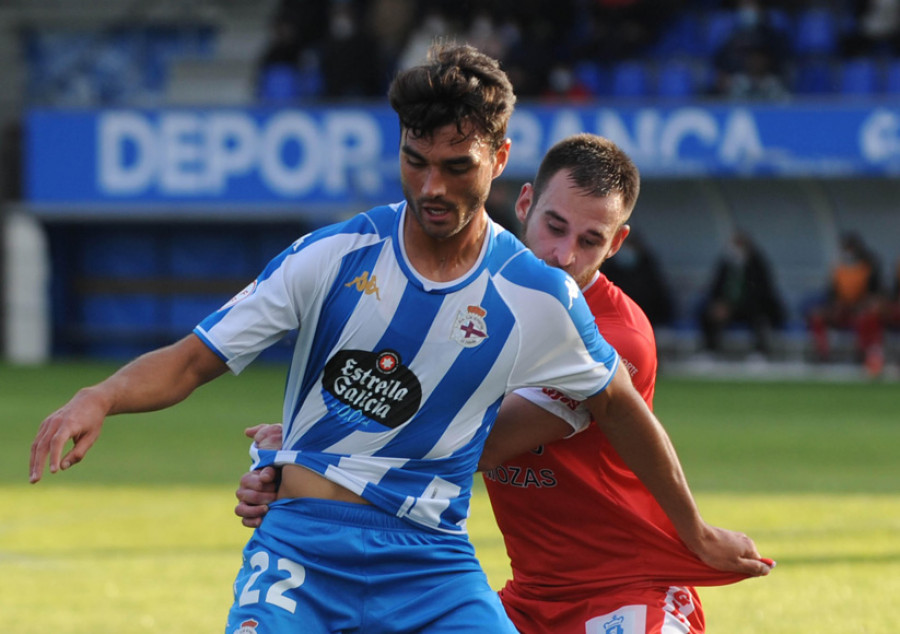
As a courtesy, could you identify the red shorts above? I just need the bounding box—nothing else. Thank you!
[500,585,704,634]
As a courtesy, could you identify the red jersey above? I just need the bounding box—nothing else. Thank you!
[483,273,747,602]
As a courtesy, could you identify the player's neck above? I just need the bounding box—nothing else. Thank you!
[403,211,489,283]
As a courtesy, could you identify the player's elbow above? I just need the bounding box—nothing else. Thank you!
[476,440,503,472]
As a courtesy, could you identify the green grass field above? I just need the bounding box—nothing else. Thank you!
[2,361,898,632]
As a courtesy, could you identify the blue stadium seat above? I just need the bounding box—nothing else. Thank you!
[258,64,303,102]
[609,60,651,98]
[884,60,900,93]
[838,58,881,95]
[793,8,840,56]
[703,10,737,55]
[792,57,835,95]
[651,13,705,57]
[573,61,606,96]
[656,60,696,98]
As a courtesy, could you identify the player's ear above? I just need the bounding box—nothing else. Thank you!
[491,138,512,179]
[514,183,533,225]
[606,224,631,260]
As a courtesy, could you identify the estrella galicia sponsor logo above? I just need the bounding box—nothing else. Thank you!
[322,349,421,428]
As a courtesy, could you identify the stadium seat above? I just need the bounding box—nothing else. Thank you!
[703,10,737,56]
[258,64,303,102]
[838,58,881,96]
[884,60,900,93]
[793,8,840,56]
[656,60,696,98]
[651,13,705,58]
[573,61,606,96]
[792,57,835,95]
[609,60,651,98]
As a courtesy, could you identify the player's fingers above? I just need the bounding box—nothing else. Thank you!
[29,420,55,483]
[244,424,266,439]
[254,425,283,450]
[235,501,269,522]
[742,556,774,576]
[241,516,263,529]
[258,466,278,484]
[238,469,277,493]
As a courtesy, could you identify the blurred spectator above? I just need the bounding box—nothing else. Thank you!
[710,0,792,100]
[258,18,302,72]
[318,1,385,98]
[368,0,417,74]
[886,257,900,333]
[842,0,900,57]
[807,232,886,375]
[573,0,680,63]
[396,7,459,71]
[541,63,594,101]
[699,231,785,356]
[603,231,674,327]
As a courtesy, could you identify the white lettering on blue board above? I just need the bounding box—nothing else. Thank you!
[98,110,384,197]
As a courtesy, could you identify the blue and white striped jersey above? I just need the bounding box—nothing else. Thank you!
[195,202,618,534]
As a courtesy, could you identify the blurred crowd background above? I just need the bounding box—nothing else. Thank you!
[15,0,900,106]
[1,0,900,379]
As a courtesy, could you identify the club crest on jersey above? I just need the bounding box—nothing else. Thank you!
[452,305,488,348]
[232,619,259,634]
[322,349,422,429]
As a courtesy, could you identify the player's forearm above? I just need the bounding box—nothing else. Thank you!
[587,369,706,546]
[478,394,573,470]
[95,335,227,415]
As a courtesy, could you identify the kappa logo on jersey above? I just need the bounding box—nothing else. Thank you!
[322,349,422,428]
[565,277,580,309]
[222,280,258,309]
[345,271,381,300]
[451,305,488,348]
[232,619,259,634]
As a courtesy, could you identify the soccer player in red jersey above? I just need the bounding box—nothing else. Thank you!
[237,134,772,633]
[478,134,757,633]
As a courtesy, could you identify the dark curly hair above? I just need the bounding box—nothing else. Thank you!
[388,42,516,151]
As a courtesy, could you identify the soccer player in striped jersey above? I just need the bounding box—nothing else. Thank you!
[31,45,769,634]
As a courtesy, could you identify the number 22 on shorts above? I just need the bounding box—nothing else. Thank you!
[238,551,306,613]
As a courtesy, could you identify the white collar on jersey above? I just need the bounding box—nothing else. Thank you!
[581,270,601,293]
[397,204,492,292]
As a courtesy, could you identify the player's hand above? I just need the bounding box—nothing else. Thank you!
[235,424,284,528]
[30,388,109,483]
[688,524,775,577]
[235,466,279,528]
[245,423,283,450]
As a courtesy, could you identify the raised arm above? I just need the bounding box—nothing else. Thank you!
[29,334,228,483]
[584,365,771,576]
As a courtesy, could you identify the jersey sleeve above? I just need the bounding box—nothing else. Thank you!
[193,232,334,374]
[499,263,619,400]
[513,387,592,437]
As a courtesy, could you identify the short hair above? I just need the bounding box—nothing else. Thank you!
[531,134,641,222]
[388,42,516,151]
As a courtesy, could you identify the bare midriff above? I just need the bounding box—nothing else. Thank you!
[277,464,370,505]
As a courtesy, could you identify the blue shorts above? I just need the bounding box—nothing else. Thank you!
[224,498,518,634]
